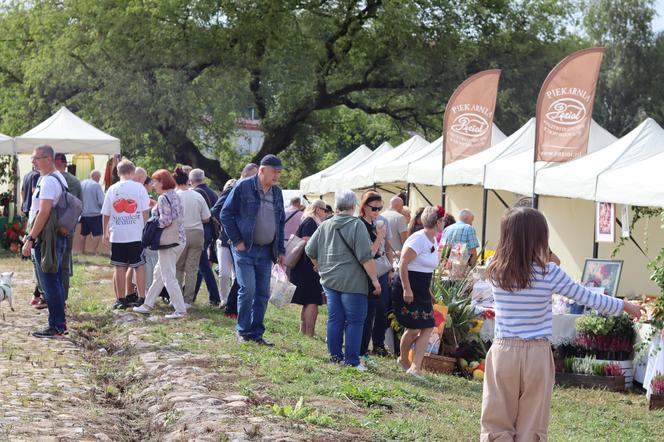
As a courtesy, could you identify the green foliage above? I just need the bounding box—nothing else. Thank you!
[271,396,335,427]
[0,0,585,187]
[431,274,475,345]
[576,312,636,340]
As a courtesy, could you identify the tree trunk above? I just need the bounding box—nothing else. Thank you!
[158,126,231,189]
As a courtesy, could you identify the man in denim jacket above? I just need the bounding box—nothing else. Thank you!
[221,155,286,346]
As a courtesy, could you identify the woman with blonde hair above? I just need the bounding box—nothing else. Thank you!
[393,206,446,379]
[290,199,328,336]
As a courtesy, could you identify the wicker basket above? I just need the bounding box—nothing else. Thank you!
[422,353,456,374]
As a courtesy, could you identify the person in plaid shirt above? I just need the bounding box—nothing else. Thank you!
[440,209,479,265]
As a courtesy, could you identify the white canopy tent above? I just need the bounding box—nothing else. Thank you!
[300,144,372,195]
[484,119,616,195]
[341,135,430,190]
[407,124,508,187]
[0,133,14,154]
[536,118,664,202]
[373,136,442,185]
[320,140,400,193]
[15,107,120,155]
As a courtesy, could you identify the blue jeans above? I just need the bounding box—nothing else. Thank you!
[32,236,67,330]
[232,244,272,339]
[324,287,368,367]
[362,273,390,354]
[195,224,220,304]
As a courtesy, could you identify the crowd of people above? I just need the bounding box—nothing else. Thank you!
[19,145,645,438]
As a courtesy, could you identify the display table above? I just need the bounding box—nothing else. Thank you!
[479,314,582,345]
[634,324,664,396]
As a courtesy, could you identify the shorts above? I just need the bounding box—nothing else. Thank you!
[80,215,103,237]
[110,241,145,268]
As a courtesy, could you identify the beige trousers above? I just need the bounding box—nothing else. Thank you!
[480,338,554,442]
[176,228,204,303]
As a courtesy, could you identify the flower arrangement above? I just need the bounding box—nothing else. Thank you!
[1,218,27,253]
[563,356,624,377]
[651,374,664,395]
[575,313,636,360]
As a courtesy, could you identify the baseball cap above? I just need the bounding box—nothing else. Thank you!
[260,154,283,170]
[54,153,67,163]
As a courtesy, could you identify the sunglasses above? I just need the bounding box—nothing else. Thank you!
[369,206,383,212]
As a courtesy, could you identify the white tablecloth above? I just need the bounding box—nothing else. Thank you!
[479,314,582,345]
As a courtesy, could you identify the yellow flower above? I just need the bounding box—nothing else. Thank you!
[470,319,484,333]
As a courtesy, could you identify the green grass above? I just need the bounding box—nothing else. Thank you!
[4,253,664,441]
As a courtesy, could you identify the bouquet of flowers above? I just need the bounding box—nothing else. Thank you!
[1,218,27,253]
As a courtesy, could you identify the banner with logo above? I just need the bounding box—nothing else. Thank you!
[443,69,501,165]
[535,48,604,162]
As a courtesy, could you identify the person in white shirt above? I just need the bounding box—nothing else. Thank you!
[101,160,150,309]
[77,170,105,255]
[393,206,445,380]
[174,168,211,304]
[283,197,303,246]
[382,196,409,253]
[22,144,70,338]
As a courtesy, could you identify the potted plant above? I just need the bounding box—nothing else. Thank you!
[649,374,664,410]
[556,356,625,392]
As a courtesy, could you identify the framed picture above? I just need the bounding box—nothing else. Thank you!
[581,259,623,297]
[596,202,615,242]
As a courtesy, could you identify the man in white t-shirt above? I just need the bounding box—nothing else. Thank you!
[101,159,150,309]
[22,144,70,338]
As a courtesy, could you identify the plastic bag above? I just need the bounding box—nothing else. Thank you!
[269,264,296,308]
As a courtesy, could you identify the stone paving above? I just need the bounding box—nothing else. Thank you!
[0,266,117,441]
[0,261,362,441]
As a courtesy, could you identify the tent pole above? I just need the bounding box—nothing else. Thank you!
[481,187,488,265]
[592,207,599,259]
[532,194,539,210]
[405,182,411,206]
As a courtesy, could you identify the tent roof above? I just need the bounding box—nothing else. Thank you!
[14,107,121,155]
[374,136,442,184]
[536,117,664,203]
[0,133,14,155]
[483,119,616,195]
[333,135,430,190]
[408,124,508,187]
[319,141,394,193]
[300,144,373,194]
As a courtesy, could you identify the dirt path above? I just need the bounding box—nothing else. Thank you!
[0,263,119,441]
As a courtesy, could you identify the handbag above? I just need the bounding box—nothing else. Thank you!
[284,234,306,269]
[269,264,296,308]
[374,253,392,277]
[141,195,172,250]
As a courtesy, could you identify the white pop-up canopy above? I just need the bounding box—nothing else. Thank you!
[14,107,121,154]
[420,123,510,187]
[341,135,430,189]
[536,118,664,204]
[320,141,394,193]
[484,119,616,195]
[300,144,372,194]
[0,133,14,154]
[373,136,442,184]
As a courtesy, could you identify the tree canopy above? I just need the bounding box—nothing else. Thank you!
[0,0,661,188]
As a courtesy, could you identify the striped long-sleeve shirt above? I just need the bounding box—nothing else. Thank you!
[492,263,624,340]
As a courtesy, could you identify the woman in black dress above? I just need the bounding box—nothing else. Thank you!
[290,199,328,336]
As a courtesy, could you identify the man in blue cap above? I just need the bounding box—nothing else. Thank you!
[221,154,286,346]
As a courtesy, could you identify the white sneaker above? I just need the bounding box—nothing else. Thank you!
[184,303,192,310]
[165,311,186,319]
[406,367,425,380]
[133,305,153,315]
[351,364,368,373]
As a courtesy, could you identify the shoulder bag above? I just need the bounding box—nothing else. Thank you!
[335,227,377,297]
[141,195,172,250]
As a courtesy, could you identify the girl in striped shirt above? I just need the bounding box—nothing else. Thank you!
[480,207,642,441]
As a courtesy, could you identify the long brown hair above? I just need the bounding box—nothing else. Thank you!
[359,191,382,217]
[407,207,425,236]
[488,207,550,292]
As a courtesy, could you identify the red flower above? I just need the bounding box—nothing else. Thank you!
[436,205,445,219]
